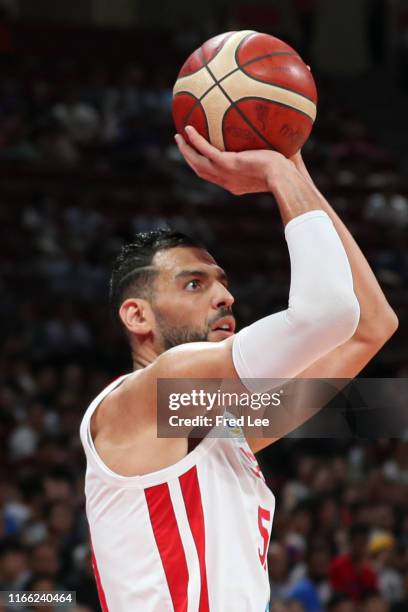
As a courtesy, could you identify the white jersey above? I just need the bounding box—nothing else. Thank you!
[80,374,275,612]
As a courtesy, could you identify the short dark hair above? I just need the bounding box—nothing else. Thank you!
[109,229,201,318]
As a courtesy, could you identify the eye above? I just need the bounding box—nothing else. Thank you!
[185,279,201,291]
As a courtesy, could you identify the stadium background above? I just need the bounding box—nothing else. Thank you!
[0,1,408,610]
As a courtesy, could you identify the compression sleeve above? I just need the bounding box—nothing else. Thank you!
[232,210,360,390]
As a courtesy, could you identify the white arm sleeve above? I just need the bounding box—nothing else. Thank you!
[232,210,360,390]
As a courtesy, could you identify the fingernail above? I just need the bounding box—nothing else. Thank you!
[185,125,193,133]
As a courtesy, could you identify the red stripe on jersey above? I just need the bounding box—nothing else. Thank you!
[89,535,109,612]
[145,483,189,612]
[180,466,210,612]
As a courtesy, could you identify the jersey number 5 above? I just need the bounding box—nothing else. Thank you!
[258,505,271,569]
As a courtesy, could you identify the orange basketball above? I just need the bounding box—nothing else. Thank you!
[172,30,318,157]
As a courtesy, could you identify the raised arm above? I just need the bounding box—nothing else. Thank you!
[242,152,399,452]
[153,127,359,387]
[291,151,398,373]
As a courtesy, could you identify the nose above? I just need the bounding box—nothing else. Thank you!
[212,283,235,310]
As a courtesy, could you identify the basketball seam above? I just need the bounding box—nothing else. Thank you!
[174,52,316,134]
[176,55,316,107]
[202,30,237,65]
[177,50,299,86]
[176,53,317,106]
[199,50,275,150]
[178,51,203,78]
[241,51,298,67]
[236,96,315,122]
[174,63,316,127]
[234,31,300,69]
[179,31,237,78]
[221,107,278,152]
[233,31,258,66]
[237,64,317,105]
[174,91,210,138]
[233,35,316,104]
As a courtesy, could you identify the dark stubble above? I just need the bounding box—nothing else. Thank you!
[153,306,233,351]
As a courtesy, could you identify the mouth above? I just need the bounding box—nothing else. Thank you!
[210,315,236,337]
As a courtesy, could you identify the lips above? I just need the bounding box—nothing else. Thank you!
[210,315,236,334]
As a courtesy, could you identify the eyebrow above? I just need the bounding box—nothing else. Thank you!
[175,268,229,285]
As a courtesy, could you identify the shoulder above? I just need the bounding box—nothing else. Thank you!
[151,336,237,380]
[97,338,238,432]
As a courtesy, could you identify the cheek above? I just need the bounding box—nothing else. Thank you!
[161,291,210,320]
[157,293,209,323]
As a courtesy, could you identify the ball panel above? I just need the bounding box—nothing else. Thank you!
[200,86,231,150]
[223,105,272,152]
[222,69,317,122]
[172,93,209,141]
[235,97,313,157]
[206,30,255,83]
[173,66,215,100]
[241,55,317,102]
[178,49,204,78]
[201,31,237,64]
[236,33,299,66]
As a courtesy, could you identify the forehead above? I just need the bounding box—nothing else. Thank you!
[153,246,221,277]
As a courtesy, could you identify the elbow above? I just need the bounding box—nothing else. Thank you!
[379,306,399,340]
[321,290,361,344]
[355,306,399,347]
[290,289,360,346]
[385,309,399,337]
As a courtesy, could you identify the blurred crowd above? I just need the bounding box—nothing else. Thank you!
[0,15,407,612]
[2,369,408,612]
[263,440,408,612]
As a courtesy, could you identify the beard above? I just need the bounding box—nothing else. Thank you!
[154,306,233,351]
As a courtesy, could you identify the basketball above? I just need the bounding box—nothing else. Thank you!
[172,30,318,157]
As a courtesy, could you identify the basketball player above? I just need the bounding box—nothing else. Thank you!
[80,126,398,611]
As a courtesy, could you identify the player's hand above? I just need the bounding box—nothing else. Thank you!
[175,125,293,196]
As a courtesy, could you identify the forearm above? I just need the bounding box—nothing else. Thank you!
[232,210,360,388]
[292,155,398,341]
[266,162,323,225]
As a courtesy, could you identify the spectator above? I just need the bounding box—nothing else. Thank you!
[369,531,404,604]
[286,500,315,562]
[361,590,390,612]
[286,541,332,611]
[8,402,48,461]
[27,542,60,584]
[0,541,29,590]
[268,542,292,602]
[329,523,378,602]
[391,573,408,612]
[327,592,356,612]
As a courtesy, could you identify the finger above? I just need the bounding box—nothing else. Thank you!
[175,134,217,176]
[185,126,222,163]
[175,135,226,186]
[181,153,221,184]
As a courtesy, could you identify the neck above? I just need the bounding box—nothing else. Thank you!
[132,340,161,371]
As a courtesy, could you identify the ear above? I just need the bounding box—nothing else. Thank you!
[119,298,154,338]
